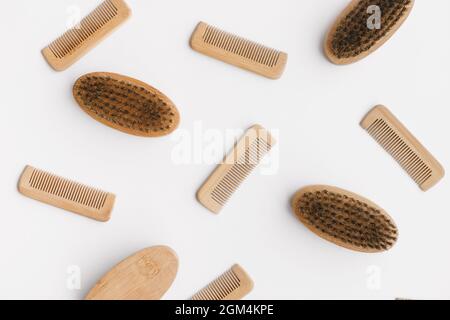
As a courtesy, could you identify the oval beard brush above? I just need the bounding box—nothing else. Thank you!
[86,246,178,300]
[325,0,415,64]
[291,185,398,253]
[73,72,180,137]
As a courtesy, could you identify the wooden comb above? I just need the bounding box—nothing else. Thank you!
[197,125,276,214]
[86,246,178,300]
[361,105,445,191]
[18,166,115,222]
[191,264,254,300]
[42,0,131,71]
[190,22,288,79]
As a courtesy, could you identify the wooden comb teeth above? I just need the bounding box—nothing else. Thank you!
[18,166,115,222]
[191,264,254,300]
[42,0,131,71]
[197,125,276,214]
[190,22,288,79]
[361,105,445,191]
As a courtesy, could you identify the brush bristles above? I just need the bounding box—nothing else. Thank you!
[293,187,398,252]
[73,73,179,137]
[330,0,413,59]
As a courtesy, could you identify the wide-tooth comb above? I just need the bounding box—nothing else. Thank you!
[361,105,445,191]
[42,0,131,71]
[197,125,276,214]
[190,22,288,79]
[18,166,115,222]
[191,264,254,300]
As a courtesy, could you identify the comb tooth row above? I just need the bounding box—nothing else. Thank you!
[191,264,254,300]
[210,138,271,206]
[190,22,288,79]
[48,0,118,59]
[203,25,281,68]
[42,0,131,71]
[197,125,276,214]
[361,105,444,191]
[18,166,115,222]
[28,168,108,210]
[367,119,432,186]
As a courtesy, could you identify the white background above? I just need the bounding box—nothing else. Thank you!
[1,0,449,300]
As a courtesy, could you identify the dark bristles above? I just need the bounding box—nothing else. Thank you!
[293,187,398,252]
[73,73,180,137]
[331,0,412,59]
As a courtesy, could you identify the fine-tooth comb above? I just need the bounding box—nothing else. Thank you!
[190,22,288,79]
[86,246,179,300]
[18,166,115,222]
[191,264,254,300]
[42,0,131,71]
[197,125,276,214]
[361,105,445,191]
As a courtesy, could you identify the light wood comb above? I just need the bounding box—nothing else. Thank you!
[191,264,254,300]
[197,125,276,214]
[86,246,179,300]
[42,0,131,71]
[18,166,115,222]
[361,105,444,191]
[190,22,288,79]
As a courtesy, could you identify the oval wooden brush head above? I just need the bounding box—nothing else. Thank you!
[325,0,415,64]
[291,185,398,253]
[85,246,178,300]
[73,72,180,137]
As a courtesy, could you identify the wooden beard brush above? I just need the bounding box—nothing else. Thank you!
[73,72,180,137]
[86,246,178,300]
[291,185,398,253]
[325,0,415,64]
